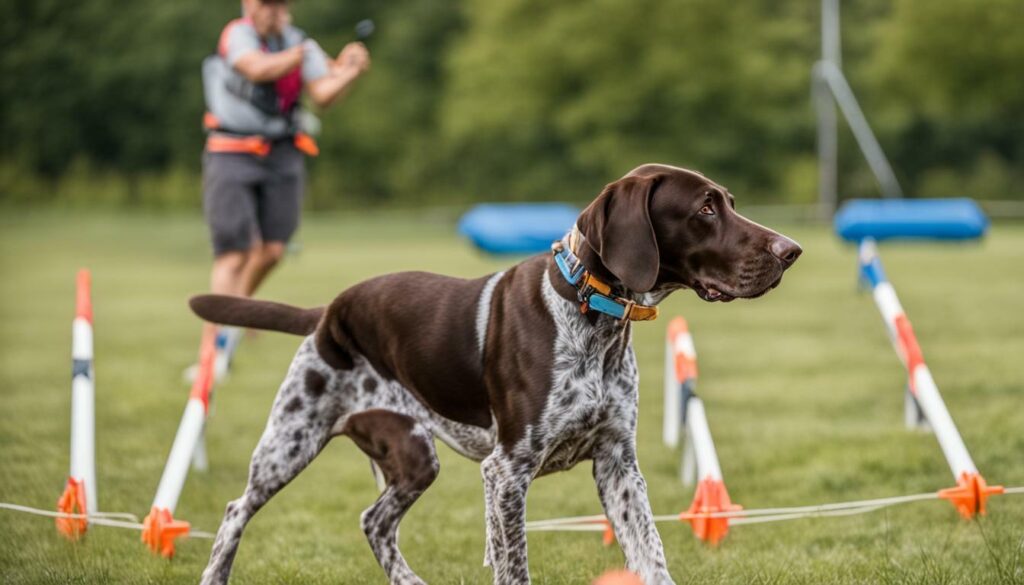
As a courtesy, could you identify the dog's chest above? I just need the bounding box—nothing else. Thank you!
[537,350,635,475]
[537,423,604,476]
[535,278,639,475]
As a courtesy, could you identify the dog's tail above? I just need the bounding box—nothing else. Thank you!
[189,294,324,336]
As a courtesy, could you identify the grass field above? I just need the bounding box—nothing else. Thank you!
[1,210,1022,584]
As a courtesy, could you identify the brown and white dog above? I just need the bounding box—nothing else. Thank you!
[191,164,801,585]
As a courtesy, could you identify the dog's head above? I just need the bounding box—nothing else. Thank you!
[576,164,801,302]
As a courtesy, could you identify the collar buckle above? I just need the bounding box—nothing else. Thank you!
[619,299,636,323]
[577,283,594,304]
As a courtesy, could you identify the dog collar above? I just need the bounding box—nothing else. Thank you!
[551,227,659,322]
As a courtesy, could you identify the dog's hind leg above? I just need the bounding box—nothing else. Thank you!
[200,344,340,585]
[343,409,439,585]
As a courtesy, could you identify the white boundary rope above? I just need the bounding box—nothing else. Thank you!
[4,487,1022,540]
[526,487,1024,532]
[0,503,216,539]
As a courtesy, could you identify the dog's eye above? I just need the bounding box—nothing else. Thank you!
[699,205,715,216]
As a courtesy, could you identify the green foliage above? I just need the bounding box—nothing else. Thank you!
[440,0,819,202]
[1,2,233,178]
[860,0,1024,200]
[2,0,1023,207]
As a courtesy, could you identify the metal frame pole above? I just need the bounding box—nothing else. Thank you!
[815,0,903,218]
[816,0,841,218]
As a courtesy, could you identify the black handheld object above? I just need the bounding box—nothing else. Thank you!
[355,19,375,42]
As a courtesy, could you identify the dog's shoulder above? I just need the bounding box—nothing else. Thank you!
[483,254,558,346]
[481,254,563,447]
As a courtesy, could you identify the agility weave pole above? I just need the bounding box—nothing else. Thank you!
[48,271,209,543]
[857,238,1003,518]
[662,318,696,449]
[187,326,241,474]
[185,325,242,473]
[142,331,217,557]
[213,325,243,384]
[661,317,741,545]
[678,396,742,545]
[56,269,98,540]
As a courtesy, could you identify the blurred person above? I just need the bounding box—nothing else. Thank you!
[190,0,370,380]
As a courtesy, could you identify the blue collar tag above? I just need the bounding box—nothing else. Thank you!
[587,294,626,320]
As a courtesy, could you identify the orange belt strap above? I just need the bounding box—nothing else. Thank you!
[205,132,319,158]
[293,132,319,157]
[206,134,271,157]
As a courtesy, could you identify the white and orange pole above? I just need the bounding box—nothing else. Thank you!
[859,238,1003,518]
[213,326,243,382]
[663,318,697,448]
[57,269,98,540]
[663,317,740,545]
[679,396,741,545]
[142,332,216,557]
[189,326,241,473]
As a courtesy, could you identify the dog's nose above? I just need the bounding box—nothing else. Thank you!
[769,236,802,266]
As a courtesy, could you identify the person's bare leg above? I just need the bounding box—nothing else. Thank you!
[200,250,250,361]
[191,242,282,382]
[240,241,286,296]
[212,250,252,296]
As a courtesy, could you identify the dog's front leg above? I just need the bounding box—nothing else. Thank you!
[593,436,675,585]
[481,448,533,585]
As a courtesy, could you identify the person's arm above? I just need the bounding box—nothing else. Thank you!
[233,45,304,83]
[306,42,370,109]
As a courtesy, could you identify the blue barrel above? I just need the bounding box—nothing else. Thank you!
[458,203,580,254]
[834,198,989,242]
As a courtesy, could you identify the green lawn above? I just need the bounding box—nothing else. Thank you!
[1,210,1022,584]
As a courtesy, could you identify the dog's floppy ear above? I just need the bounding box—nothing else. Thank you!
[577,174,661,293]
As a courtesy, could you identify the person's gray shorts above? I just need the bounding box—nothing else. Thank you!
[202,142,304,256]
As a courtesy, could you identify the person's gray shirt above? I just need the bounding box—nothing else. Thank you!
[203,20,330,139]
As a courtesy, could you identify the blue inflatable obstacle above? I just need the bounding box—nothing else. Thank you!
[834,198,989,242]
[458,203,580,254]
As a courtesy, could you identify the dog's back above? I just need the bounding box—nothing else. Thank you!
[192,267,502,428]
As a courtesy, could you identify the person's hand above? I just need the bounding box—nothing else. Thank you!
[335,42,370,75]
[285,42,305,69]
